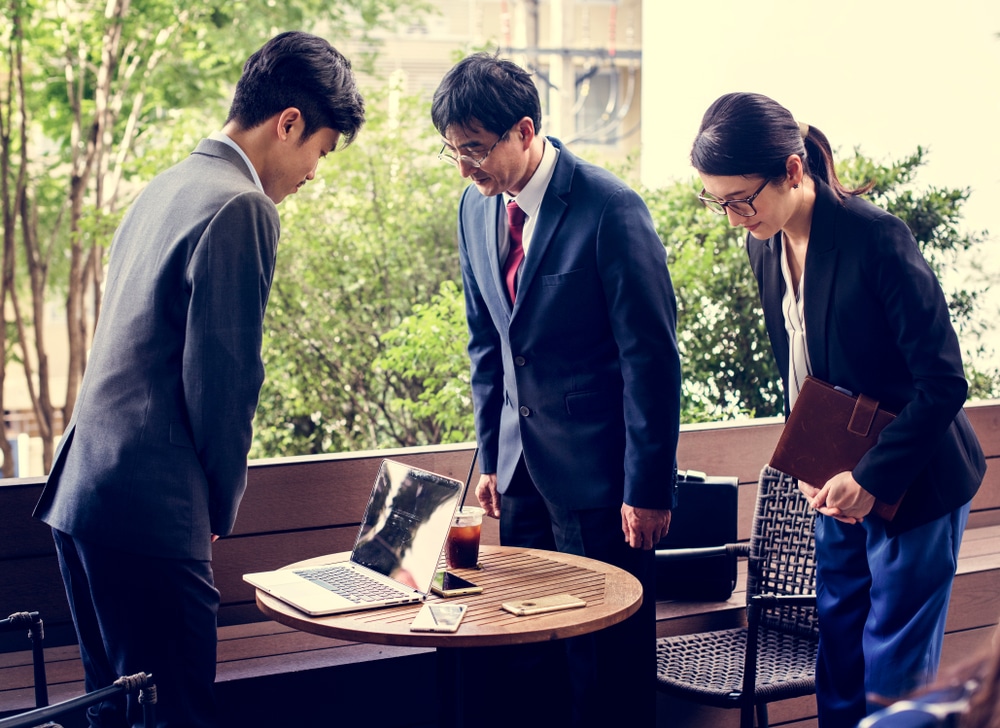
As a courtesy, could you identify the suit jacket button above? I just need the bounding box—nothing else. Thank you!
[514,356,526,366]
[519,406,531,417]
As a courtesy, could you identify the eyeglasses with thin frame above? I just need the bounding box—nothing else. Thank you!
[438,132,509,168]
[698,178,770,217]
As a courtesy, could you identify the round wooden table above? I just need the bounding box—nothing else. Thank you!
[254,544,644,726]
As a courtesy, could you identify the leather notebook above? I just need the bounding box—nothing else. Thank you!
[769,376,903,521]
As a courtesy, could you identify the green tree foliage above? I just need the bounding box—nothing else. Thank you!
[8,2,990,464]
[0,0,430,472]
[250,84,469,457]
[376,279,472,443]
[837,147,998,399]
[643,183,781,421]
[316,146,996,458]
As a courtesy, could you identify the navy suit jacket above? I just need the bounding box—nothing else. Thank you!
[35,139,280,561]
[458,138,681,511]
[748,181,985,533]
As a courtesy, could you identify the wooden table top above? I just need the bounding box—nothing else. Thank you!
[254,545,643,648]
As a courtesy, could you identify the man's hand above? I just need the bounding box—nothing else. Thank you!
[807,471,874,525]
[621,504,671,550]
[476,473,501,519]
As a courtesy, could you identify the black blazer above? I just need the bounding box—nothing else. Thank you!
[748,181,985,534]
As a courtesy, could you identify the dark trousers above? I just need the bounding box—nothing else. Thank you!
[814,502,969,728]
[52,529,220,728]
[469,459,657,728]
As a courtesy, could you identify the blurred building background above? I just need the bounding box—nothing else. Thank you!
[343,0,644,166]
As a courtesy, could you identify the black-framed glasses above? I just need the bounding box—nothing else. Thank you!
[698,178,769,217]
[438,132,508,168]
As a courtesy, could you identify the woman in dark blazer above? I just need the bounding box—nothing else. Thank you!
[689,92,986,728]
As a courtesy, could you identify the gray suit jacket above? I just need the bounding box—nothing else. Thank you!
[35,139,280,560]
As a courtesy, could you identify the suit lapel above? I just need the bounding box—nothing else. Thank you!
[480,194,510,312]
[510,139,573,312]
[802,182,841,380]
[760,234,790,382]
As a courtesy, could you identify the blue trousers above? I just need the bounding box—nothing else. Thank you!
[53,529,220,728]
[814,503,969,728]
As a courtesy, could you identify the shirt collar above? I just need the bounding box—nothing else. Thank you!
[504,138,559,218]
[209,131,264,193]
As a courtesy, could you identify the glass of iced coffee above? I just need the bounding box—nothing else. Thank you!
[445,506,485,569]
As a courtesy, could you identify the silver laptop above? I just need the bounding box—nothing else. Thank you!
[244,459,463,616]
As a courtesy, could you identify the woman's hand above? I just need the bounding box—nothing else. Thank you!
[797,480,821,501]
[809,471,875,524]
[799,480,854,523]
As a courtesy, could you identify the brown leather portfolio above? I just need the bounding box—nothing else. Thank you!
[769,376,903,521]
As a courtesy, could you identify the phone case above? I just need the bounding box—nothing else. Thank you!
[431,571,483,597]
[431,583,483,597]
[501,593,587,616]
[409,603,467,632]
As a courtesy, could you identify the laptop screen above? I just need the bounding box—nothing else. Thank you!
[351,460,462,592]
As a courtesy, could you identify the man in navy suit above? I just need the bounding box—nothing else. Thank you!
[431,53,681,727]
[33,32,365,728]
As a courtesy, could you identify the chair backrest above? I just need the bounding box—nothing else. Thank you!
[746,466,818,638]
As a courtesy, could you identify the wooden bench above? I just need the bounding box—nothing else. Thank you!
[0,446,480,727]
[2,402,998,728]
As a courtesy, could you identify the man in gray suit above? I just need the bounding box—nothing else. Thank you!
[33,32,365,728]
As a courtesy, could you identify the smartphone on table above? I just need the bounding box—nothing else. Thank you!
[501,593,587,616]
[409,602,468,632]
[431,570,483,597]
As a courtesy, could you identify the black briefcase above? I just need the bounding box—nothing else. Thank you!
[654,470,738,601]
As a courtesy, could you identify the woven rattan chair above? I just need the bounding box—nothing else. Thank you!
[655,465,818,728]
[0,672,156,728]
[0,611,48,709]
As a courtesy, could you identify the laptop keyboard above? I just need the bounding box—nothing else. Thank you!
[295,565,410,604]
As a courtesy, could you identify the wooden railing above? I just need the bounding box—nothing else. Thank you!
[2,401,998,727]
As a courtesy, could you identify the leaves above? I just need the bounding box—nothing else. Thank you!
[250,85,469,456]
[642,180,782,420]
[253,136,999,456]
[0,0,436,471]
[839,148,997,398]
[4,0,996,467]
[375,279,472,443]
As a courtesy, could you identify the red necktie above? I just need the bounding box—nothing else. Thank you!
[504,200,526,304]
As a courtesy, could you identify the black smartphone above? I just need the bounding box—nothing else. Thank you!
[431,570,483,597]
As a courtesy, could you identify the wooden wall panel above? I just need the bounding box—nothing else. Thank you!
[1,402,996,659]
